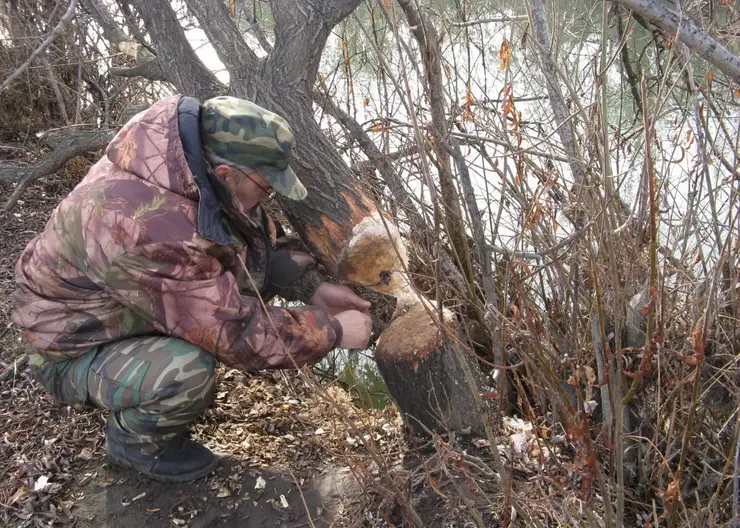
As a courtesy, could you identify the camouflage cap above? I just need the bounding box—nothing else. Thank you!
[200,96,307,201]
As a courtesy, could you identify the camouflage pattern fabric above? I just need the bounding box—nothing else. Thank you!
[13,95,341,373]
[30,336,216,454]
[200,96,307,201]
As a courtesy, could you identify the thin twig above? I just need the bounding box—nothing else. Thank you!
[289,470,316,528]
[450,15,528,27]
[0,0,79,94]
[0,356,29,384]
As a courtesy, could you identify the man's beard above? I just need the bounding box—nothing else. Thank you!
[207,169,261,236]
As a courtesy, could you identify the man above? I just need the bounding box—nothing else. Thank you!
[11,95,373,482]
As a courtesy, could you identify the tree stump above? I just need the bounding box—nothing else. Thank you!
[375,302,487,436]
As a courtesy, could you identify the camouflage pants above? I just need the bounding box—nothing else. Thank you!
[29,336,216,454]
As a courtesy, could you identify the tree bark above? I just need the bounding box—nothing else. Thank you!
[126,0,225,100]
[528,0,584,187]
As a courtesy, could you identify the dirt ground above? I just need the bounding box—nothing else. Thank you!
[68,458,366,528]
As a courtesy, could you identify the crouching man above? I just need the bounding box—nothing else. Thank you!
[12,95,372,482]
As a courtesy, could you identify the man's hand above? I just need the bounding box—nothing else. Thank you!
[310,282,371,316]
[333,310,372,350]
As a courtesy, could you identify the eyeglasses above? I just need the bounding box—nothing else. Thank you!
[235,166,276,200]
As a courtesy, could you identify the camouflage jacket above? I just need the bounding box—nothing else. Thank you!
[12,95,342,373]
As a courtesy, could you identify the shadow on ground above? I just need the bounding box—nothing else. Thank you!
[70,457,364,528]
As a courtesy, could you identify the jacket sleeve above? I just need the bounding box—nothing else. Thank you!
[265,236,326,303]
[102,241,342,373]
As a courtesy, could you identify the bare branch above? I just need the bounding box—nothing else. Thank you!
[110,59,169,82]
[611,0,740,84]
[451,140,498,306]
[265,0,362,92]
[320,0,366,28]
[396,0,475,289]
[353,146,418,172]
[314,89,424,227]
[80,0,127,44]
[450,14,528,27]
[237,0,273,53]
[0,0,78,94]
[182,0,260,87]
[42,57,72,126]
[528,0,584,187]
[127,0,225,99]
[1,129,116,212]
[81,0,169,82]
[614,5,643,116]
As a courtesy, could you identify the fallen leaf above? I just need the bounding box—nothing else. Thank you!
[692,317,705,363]
[511,433,528,454]
[583,366,596,386]
[10,485,28,505]
[33,475,50,492]
[77,447,93,460]
[217,486,230,498]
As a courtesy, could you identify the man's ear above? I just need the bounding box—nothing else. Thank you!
[213,164,231,178]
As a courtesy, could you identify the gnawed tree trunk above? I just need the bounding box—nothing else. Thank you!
[376,303,487,436]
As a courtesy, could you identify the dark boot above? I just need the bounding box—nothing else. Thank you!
[106,420,219,482]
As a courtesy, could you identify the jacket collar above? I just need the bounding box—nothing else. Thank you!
[177,96,234,246]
